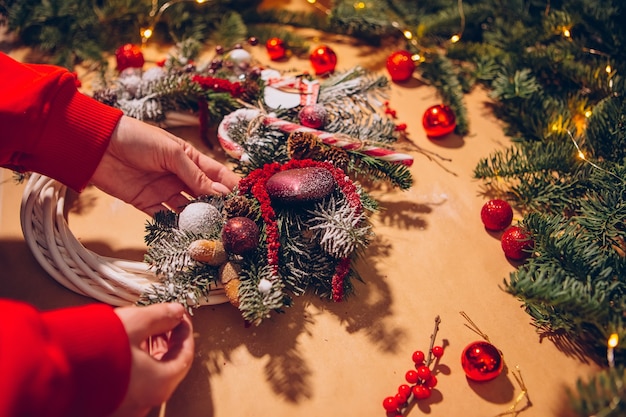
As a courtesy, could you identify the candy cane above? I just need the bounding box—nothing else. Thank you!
[217,108,414,166]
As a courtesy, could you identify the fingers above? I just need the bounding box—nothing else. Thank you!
[116,303,186,345]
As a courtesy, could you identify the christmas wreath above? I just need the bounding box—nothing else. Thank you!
[89,41,416,324]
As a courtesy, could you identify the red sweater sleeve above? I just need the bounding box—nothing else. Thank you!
[0,53,123,191]
[0,301,131,417]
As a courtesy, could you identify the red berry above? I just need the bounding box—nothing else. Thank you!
[412,385,432,400]
[411,350,425,364]
[431,346,444,358]
[481,199,514,231]
[416,365,431,380]
[501,226,534,260]
[398,384,412,399]
[382,396,399,412]
[394,392,407,406]
[405,369,419,384]
[425,375,438,388]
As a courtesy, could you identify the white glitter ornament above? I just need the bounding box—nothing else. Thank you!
[178,202,222,235]
[258,278,272,294]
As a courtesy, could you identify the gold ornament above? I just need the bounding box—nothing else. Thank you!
[219,261,241,284]
[223,278,241,307]
[187,239,228,266]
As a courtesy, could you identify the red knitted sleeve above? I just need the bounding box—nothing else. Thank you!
[0,301,131,417]
[0,53,123,191]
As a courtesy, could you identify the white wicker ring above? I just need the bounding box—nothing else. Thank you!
[20,173,228,306]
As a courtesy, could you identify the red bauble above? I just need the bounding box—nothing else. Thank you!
[501,226,534,260]
[481,199,514,231]
[266,167,336,203]
[266,37,287,61]
[461,341,503,382]
[386,50,415,82]
[221,217,260,255]
[298,104,327,129]
[309,45,337,75]
[422,104,457,138]
[115,44,144,72]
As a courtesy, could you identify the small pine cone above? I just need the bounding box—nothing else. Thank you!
[92,88,119,107]
[239,79,260,103]
[223,195,254,219]
[319,146,350,171]
[287,131,322,160]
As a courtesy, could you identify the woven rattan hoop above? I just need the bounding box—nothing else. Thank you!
[20,173,227,306]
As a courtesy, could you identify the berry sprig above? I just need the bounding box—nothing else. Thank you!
[382,316,445,416]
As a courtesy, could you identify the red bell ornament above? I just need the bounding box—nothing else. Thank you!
[422,104,457,138]
[461,341,503,382]
[309,45,337,75]
[115,44,145,72]
[266,37,287,61]
[386,50,415,82]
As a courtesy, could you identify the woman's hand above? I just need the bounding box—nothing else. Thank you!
[111,303,194,417]
[91,115,240,216]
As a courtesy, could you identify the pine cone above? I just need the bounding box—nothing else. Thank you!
[287,131,322,160]
[92,88,118,107]
[320,145,351,171]
[223,195,254,219]
[239,79,261,103]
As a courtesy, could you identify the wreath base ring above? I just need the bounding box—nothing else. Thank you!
[19,174,227,306]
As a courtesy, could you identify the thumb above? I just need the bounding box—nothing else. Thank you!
[116,303,186,344]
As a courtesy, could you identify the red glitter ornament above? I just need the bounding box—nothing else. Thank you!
[501,226,534,260]
[422,104,457,138]
[266,37,287,61]
[298,104,327,129]
[115,44,145,72]
[221,217,260,255]
[461,341,503,382]
[386,50,415,82]
[309,45,337,75]
[480,199,514,231]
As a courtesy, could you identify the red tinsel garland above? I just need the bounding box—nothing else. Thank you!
[238,159,364,301]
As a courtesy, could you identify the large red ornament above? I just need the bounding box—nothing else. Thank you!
[422,104,457,138]
[480,199,513,231]
[501,226,534,260]
[266,167,336,203]
[461,341,503,382]
[265,37,287,61]
[386,50,415,82]
[115,44,145,72]
[221,217,260,255]
[309,45,337,75]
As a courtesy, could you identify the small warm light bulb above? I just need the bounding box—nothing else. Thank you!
[403,30,413,40]
[563,28,571,38]
[584,110,592,118]
[609,333,619,348]
[196,0,207,3]
[450,34,460,43]
[606,65,612,73]
[141,28,153,40]
[354,1,365,9]
[307,0,316,3]
[411,53,421,62]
